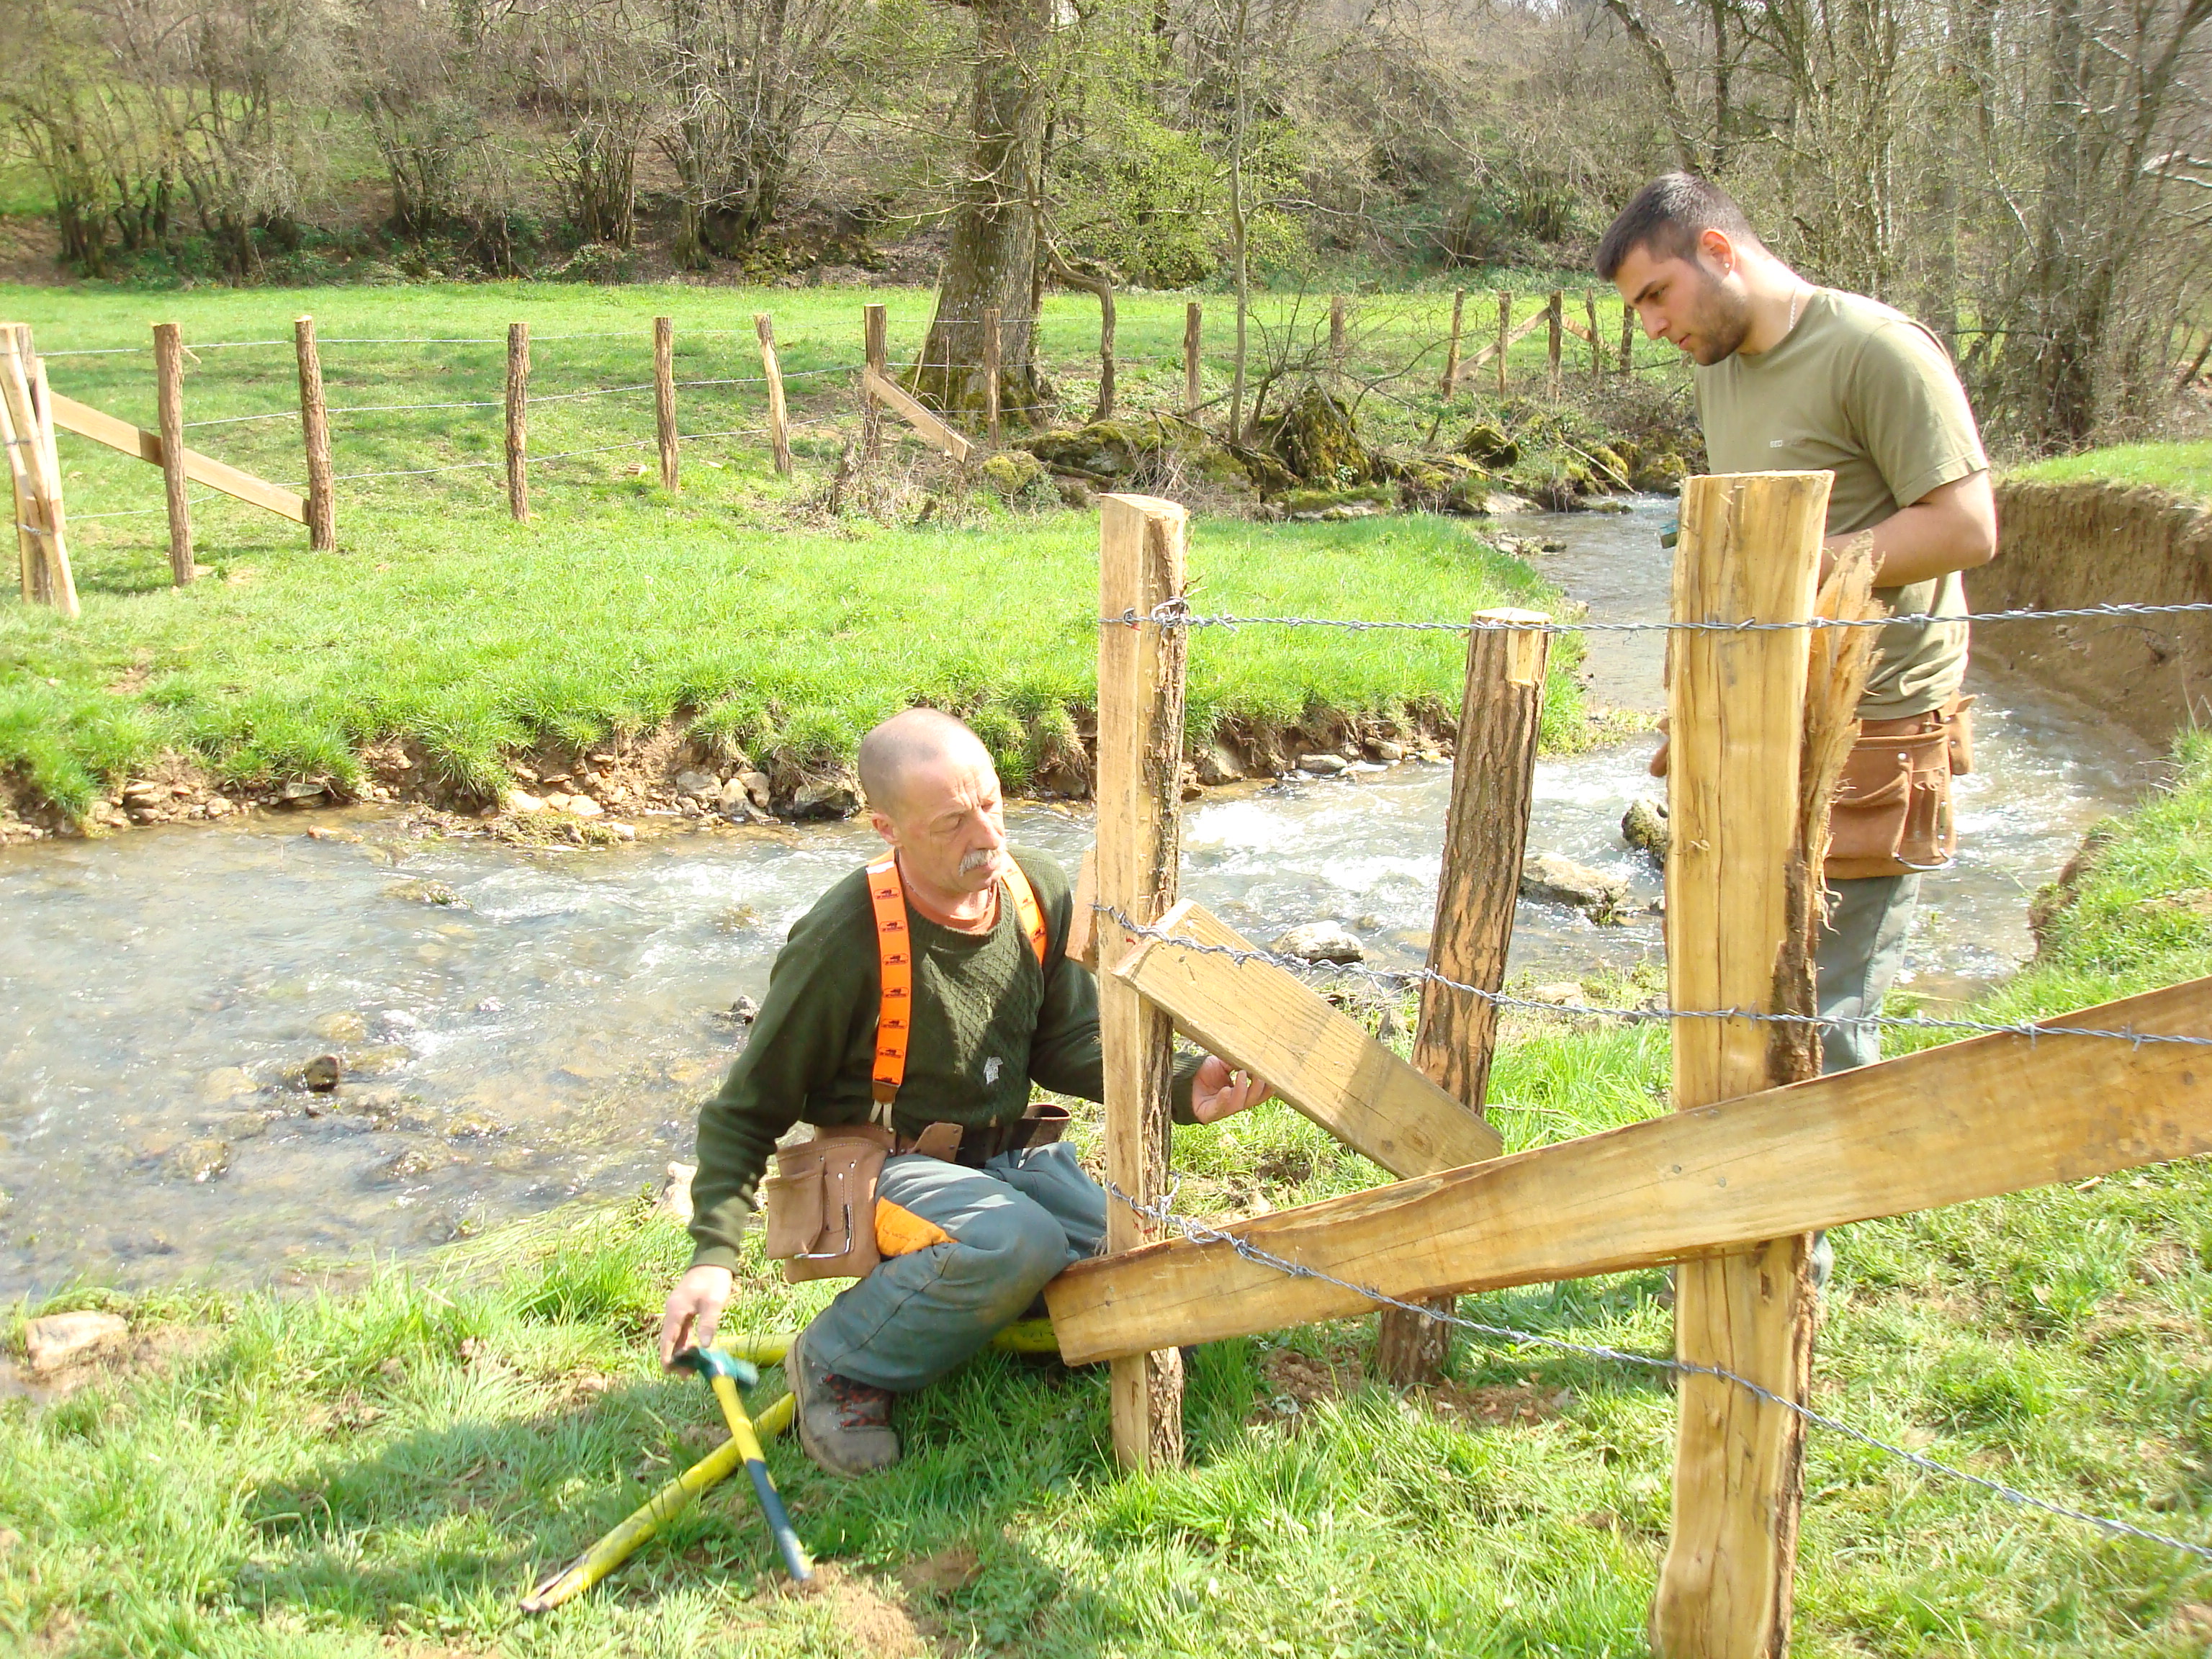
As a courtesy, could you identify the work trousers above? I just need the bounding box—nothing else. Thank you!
[801,1141,1106,1394]
[1814,871,1922,1074]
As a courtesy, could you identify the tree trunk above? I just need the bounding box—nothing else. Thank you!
[915,0,1054,423]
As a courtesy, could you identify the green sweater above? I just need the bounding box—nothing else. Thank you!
[687,845,1199,1271]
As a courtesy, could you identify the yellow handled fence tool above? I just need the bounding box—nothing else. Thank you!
[673,1344,813,1583]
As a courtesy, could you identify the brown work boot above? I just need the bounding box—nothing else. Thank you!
[788,1328,900,1477]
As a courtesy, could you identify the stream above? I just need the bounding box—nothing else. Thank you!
[0,498,2164,1295]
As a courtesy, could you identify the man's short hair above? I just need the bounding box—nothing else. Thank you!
[1595,174,1764,281]
[857,707,989,814]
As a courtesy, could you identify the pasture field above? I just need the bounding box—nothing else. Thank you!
[2006,441,2212,503]
[0,282,1640,817]
[4,741,2211,1657]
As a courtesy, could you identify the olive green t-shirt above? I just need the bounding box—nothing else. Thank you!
[1695,289,1990,718]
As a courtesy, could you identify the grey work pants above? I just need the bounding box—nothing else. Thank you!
[801,1141,1106,1394]
[1814,872,1922,1074]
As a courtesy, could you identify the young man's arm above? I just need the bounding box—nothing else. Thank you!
[1830,322,1997,586]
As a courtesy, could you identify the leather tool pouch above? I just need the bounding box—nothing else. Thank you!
[762,1125,892,1285]
[1826,701,1966,880]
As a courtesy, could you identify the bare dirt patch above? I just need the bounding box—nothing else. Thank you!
[1421,1379,1573,1429]
[779,1562,939,1657]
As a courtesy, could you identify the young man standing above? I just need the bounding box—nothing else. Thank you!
[1599,174,1998,1084]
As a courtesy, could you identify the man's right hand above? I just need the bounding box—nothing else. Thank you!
[658,1263,735,1369]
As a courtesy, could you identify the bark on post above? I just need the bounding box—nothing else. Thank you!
[1495,290,1511,398]
[1184,302,1202,418]
[1546,292,1563,401]
[755,313,792,477]
[1441,289,1465,395]
[1621,302,1637,375]
[0,325,79,616]
[505,322,530,522]
[653,315,679,491]
[861,303,886,467]
[1328,294,1346,387]
[1650,471,1831,1659]
[294,315,336,551]
[1097,490,1190,1473]
[1586,289,1602,385]
[153,322,194,585]
[1375,608,1552,1386]
[982,307,1002,444]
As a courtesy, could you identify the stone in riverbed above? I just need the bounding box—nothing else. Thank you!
[563,796,604,819]
[505,789,547,814]
[302,1054,342,1092]
[23,1311,128,1372]
[789,773,863,819]
[1195,743,1246,786]
[1298,753,1349,776]
[673,769,719,800]
[1275,921,1366,963]
[313,1011,369,1043]
[166,1138,230,1183]
[1520,853,1629,920]
[737,770,772,809]
[1372,740,1406,762]
[1622,797,1670,860]
[198,1066,257,1102]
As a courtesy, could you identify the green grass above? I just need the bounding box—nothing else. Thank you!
[2006,441,2212,503]
[6,748,2212,1655]
[0,282,1624,816]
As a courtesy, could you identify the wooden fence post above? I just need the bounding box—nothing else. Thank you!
[861,303,886,467]
[983,306,1002,445]
[1495,290,1511,398]
[755,313,792,477]
[1329,295,1346,389]
[1621,301,1636,375]
[295,315,335,551]
[1097,490,1190,1473]
[505,322,530,522]
[153,322,193,585]
[1586,289,1602,385]
[1651,470,1832,1659]
[0,325,79,617]
[653,315,678,491]
[1375,607,1552,1386]
[1441,289,1465,395]
[1546,292,1563,400]
[1184,302,1202,418]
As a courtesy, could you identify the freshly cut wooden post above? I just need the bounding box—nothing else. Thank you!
[652,316,679,491]
[1184,302,1202,417]
[153,322,194,585]
[1586,290,1602,385]
[861,303,887,467]
[504,321,530,521]
[294,315,336,551]
[1495,290,1511,397]
[0,325,79,616]
[1621,302,1636,374]
[1545,292,1563,400]
[1097,490,1190,1471]
[1441,289,1465,395]
[755,313,792,477]
[982,307,1002,444]
[1652,471,1830,1659]
[1376,607,1552,1386]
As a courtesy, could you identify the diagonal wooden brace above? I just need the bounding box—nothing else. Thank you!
[1114,900,1502,1178]
[1044,975,2212,1364]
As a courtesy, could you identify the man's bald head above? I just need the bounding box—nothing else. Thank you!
[858,708,995,819]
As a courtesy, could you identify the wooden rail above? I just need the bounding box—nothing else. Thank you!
[48,392,306,523]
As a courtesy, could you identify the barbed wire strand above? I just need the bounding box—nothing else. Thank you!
[1099,1177,2212,1565]
[1108,598,2212,638]
[1094,905,2212,1051]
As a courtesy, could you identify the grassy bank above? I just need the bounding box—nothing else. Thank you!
[6,745,2212,1655]
[0,281,1639,821]
[2006,441,2212,503]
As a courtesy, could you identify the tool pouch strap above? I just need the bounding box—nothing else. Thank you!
[763,1124,892,1284]
[1825,698,1969,881]
[896,1102,1073,1169]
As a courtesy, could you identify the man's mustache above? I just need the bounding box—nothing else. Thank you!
[959,848,999,874]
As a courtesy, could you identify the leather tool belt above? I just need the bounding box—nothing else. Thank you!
[761,1103,1071,1284]
[1826,696,1974,881]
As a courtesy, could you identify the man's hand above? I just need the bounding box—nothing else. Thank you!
[1191,1055,1272,1123]
[658,1263,734,1369]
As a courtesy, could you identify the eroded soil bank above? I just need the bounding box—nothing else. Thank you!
[1979,479,2212,744]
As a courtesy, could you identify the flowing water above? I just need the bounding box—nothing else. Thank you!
[0,498,2163,1294]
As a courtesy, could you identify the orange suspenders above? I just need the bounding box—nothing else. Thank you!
[864,853,1048,1122]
